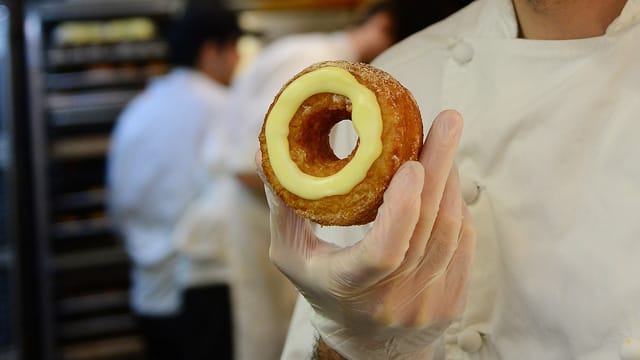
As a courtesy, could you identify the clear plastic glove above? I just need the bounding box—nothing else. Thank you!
[259,110,476,359]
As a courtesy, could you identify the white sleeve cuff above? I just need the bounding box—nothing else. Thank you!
[311,310,444,360]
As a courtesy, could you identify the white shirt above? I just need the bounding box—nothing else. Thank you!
[282,0,640,358]
[224,32,356,360]
[108,68,232,315]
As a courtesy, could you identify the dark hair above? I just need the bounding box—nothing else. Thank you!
[168,0,242,67]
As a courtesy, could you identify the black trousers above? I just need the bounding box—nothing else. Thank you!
[137,285,233,360]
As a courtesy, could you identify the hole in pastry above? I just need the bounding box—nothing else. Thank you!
[330,119,358,160]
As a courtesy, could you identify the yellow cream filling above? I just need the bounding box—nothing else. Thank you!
[265,66,382,200]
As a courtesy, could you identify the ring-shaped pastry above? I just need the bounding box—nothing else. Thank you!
[259,61,423,226]
[265,65,382,200]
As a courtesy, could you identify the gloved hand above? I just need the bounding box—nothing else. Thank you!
[259,110,476,359]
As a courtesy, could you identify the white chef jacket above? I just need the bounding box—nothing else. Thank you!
[108,68,233,316]
[282,0,640,359]
[225,31,357,360]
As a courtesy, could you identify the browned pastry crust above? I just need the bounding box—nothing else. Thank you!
[259,60,423,226]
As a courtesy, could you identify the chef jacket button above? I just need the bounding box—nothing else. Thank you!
[457,328,483,353]
[620,338,640,360]
[461,177,481,205]
[451,40,474,65]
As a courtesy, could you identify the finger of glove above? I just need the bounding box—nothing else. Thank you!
[403,205,474,327]
[442,205,476,317]
[260,156,322,285]
[381,166,463,324]
[257,149,319,261]
[326,161,424,291]
[401,110,463,271]
[415,165,463,288]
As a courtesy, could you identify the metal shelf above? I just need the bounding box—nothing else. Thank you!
[49,104,124,128]
[24,1,178,358]
[52,246,127,272]
[46,66,166,91]
[35,0,180,22]
[61,335,143,360]
[230,0,361,11]
[47,89,138,110]
[53,188,106,212]
[51,216,111,241]
[59,313,136,341]
[50,135,110,161]
[47,40,168,69]
[58,291,129,316]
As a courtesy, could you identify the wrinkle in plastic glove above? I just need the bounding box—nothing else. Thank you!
[261,110,476,359]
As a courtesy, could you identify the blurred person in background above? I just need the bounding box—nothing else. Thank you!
[106,1,241,359]
[223,1,472,360]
